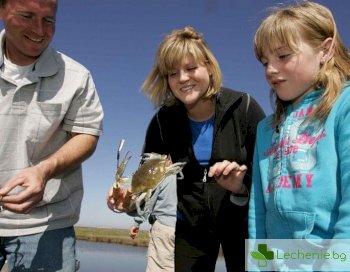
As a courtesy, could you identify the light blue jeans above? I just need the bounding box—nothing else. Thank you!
[0,226,78,272]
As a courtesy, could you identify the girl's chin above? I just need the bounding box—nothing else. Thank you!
[177,95,196,104]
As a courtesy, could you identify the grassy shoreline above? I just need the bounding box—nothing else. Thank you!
[75,226,224,256]
[74,226,149,247]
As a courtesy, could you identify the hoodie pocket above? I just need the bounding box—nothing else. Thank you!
[266,210,316,239]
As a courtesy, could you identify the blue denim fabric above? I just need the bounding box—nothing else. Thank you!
[0,227,78,272]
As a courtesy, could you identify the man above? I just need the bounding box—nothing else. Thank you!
[0,0,103,271]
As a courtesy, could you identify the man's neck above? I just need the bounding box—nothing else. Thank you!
[4,40,37,66]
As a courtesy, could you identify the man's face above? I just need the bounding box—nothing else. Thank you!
[0,0,57,65]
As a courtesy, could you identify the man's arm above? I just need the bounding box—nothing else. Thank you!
[38,133,98,180]
[0,133,98,213]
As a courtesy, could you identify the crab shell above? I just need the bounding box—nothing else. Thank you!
[112,151,185,213]
[130,157,169,195]
[129,157,185,215]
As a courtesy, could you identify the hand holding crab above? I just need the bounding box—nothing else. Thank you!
[107,185,131,212]
[107,140,186,215]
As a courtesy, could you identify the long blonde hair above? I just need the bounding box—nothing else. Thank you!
[142,26,222,107]
[254,1,350,124]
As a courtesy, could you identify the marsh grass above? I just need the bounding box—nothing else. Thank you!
[75,226,224,256]
[75,226,149,247]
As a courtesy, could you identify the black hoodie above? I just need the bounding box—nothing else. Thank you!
[143,87,265,228]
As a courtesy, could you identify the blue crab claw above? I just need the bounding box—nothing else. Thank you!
[115,151,132,185]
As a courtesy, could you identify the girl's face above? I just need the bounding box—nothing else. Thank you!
[261,39,323,107]
[167,55,211,109]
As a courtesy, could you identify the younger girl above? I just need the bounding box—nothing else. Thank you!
[249,1,350,241]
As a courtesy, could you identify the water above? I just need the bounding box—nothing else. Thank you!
[76,240,226,272]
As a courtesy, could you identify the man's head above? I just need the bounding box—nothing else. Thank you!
[0,0,57,65]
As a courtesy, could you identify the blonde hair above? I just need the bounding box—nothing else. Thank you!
[254,1,350,124]
[142,26,222,107]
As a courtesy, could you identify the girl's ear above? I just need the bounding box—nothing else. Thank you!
[205,61,213,76]
[320,37,335,63]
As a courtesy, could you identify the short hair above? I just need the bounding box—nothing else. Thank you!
[142,26,222,107]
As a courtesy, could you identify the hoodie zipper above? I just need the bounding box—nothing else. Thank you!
[202,169,207,182]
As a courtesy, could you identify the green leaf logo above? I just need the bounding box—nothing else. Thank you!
[250,251,268,268]
[250,244,274,268]
[258,244,274,260]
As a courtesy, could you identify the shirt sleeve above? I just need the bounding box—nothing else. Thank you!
[130,186,160,227]
[230,191,249,206]
[63,73,103,136]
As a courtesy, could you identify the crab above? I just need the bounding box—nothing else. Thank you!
[112,148,186,214]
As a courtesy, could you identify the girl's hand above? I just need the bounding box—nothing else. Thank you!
[129,225,139,239]
[208,160,248,194]
[106,185,129,212]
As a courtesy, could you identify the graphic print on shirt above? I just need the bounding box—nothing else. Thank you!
[265,107,326,193]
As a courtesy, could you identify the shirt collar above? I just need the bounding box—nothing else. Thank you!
[0,30,58,79]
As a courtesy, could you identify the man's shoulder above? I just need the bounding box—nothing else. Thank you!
[54,50,90,74]
[35,47,92,77]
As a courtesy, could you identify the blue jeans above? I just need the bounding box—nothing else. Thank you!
[0,226,78,272]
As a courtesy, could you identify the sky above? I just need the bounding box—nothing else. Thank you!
[2,0,349,229]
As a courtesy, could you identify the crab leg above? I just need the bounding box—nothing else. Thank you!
[115,152,132,188]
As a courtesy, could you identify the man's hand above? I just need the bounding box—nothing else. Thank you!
[208,160,248,194]
[0,164,48,213]
[0,133,98,214]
